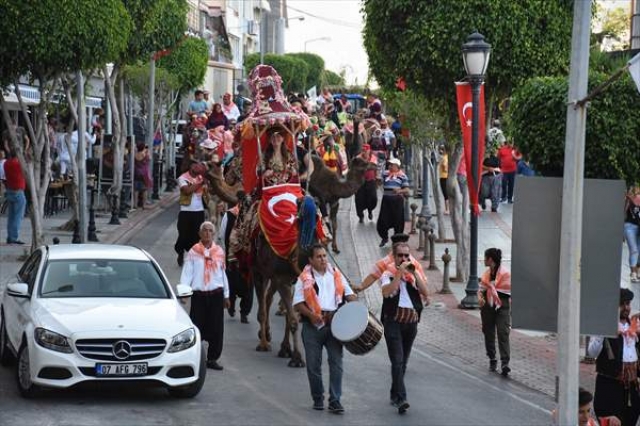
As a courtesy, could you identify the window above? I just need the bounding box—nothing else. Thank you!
[19,250,42,293]
[40,260,170,299]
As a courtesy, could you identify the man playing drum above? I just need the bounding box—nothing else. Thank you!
[293,244,357,413]
[380,241,429,414]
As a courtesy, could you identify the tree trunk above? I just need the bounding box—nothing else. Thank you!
[447,145,470,283]
[104,65,123,203]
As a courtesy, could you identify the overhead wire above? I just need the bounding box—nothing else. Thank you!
[287,4,362,29]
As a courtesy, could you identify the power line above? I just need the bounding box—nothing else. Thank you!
[287,5,362,29]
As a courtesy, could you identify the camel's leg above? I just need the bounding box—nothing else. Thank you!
[255,275,272,352]
[276,281,305,368]
[264,281,276,343]
[330,200,340,254]
[277,283,293,359]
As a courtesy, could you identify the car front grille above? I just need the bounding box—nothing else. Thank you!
[75,338,167,361]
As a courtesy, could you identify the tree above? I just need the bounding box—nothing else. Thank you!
[104,0,188,213]
[157,37,209,96]
[507,73,640,183]
[0,0,130,250]
[321,70,346,87]
[362,0,574,281]
[287,53,325,89]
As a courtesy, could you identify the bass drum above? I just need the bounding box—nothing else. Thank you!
[331,301,383,355]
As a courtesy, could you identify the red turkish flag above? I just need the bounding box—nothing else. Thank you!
[455,82,485,216]
[395,77,406,91]
[258,183,303,258]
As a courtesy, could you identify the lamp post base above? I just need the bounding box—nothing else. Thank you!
[459,291,479,309]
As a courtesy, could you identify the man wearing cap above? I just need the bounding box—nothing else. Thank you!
[589,288,640,426]
[355,144,378,223]
[377,158,410,247]
[222,93,240,122]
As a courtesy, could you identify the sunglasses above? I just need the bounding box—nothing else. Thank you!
[395,253,410,258]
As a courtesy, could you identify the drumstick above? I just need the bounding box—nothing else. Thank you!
[326,249,378,313]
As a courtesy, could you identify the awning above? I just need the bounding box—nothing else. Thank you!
[2,84,41,106]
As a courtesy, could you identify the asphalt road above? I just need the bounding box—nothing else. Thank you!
[0,204,555,425]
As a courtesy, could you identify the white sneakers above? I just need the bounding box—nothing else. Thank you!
[631,272,639,283]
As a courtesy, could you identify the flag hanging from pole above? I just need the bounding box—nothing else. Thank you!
[455,82,486,216]
[629,53,640,94]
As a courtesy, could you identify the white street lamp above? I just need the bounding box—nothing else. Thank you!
[304,36,331,52]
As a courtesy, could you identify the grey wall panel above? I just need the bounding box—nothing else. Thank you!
[511,177,623,336]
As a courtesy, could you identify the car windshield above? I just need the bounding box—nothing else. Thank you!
[40,260,171,299]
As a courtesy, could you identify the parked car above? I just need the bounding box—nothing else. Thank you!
[0,244,205,398]
[332,93,366,113]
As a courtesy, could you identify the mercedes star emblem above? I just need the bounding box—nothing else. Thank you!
[112,340,132,360]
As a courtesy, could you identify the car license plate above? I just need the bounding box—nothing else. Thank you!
[95,363,148,376]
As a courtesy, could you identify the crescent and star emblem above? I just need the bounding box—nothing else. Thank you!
[267,192,298,224]
[462,102,473,127]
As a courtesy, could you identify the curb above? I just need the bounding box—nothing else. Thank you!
[105,192,179,245]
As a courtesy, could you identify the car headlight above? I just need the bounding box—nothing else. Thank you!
[34,328,73,353]
[168,328,196,353]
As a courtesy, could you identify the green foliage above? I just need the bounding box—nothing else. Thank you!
[121,0,188,64]
[321,70,345,87]
[385,89,446,147]
[158,37,209,94]
[244,53,310,93]
[124,63,179,99]
[286,53,325,89]
[362,0,574,130]
[507,73,640,184]
[0,0,130,85]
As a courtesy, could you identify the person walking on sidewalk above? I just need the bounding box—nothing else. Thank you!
[293,244,357,413]
[624,186,640,283]
[438,146,450,215]
[478,247,512,376]
[354,144,378,223]
[174,162,206,266]
[380,241,429,414]
[497,140,517,203]
[589,288,640,426]
[3,149,26,245]
[180,221,229,371]
[376,158,409,247]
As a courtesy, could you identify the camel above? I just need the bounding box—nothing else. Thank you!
[204,160,242,205]
[308,155,375,254]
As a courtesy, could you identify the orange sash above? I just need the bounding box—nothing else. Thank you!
[480,266,511,309]
[190,242,225,288]
[300,264,345,318]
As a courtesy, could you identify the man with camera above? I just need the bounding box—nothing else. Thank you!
[379,240,429,414]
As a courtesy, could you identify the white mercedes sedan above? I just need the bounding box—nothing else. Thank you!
[0,244,205,398]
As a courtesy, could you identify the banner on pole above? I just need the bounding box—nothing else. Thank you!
[629,53,640,94]
[455,82,486,215]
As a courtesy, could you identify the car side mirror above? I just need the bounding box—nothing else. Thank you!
[7,283,30,298]
[175,284,193,299]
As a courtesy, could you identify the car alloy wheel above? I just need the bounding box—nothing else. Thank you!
[16,342,39,398]
[0,314,13,366]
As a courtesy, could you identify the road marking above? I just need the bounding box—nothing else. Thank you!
[411,345,552,415]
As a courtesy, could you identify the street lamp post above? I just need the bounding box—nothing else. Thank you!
[459,31,491,310]
[304,37,331,52]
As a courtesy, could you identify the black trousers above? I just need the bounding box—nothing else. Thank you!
[383,319,418,403]
[594,374,640,426]
[355,180,378,218]
[190,290,224,361]
[501,172,515,202]
[377,194,405,240]
[480,294,511,365]
[227,264,253,316]
[174,210,205,255]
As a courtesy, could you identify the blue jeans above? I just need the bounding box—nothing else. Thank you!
[5,189,26,242]
[624,222,640,268]
[383,319,418,403]
[301,321,343,404]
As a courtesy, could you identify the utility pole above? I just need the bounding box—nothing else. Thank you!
[632,0,640,49]
[76,70,88,243]
[146,57,156,204]
[556,1,591,425]
[275,17,285,54]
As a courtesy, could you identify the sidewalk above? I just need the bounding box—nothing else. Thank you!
[347,192,598,398]
[0,191,178,283]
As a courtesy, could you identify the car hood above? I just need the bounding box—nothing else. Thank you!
[33,298,193,338]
